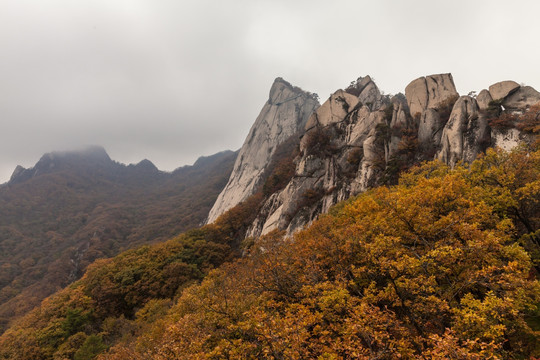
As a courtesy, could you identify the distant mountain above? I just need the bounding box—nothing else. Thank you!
[0,146,236,332]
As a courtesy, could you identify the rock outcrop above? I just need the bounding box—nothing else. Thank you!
[476,89,493,111]
[436,96,489,165]
[503,86,540,110]
[208,73,539,239]
[488,80,520,100]
[206,78,319,223]
[405,74,459,117]
[247,76,389,237]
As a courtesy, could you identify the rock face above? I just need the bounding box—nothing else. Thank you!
[437,96,490,165]
[247,76,389,237]
[503,86,540,110]
[405,74,459,117]
[208,73,539,239]
[206,78,319,223]
[404,74,460,153]
[488,80,520,100]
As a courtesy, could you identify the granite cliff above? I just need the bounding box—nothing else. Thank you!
[206,78,319,223]
[209,74,539,237]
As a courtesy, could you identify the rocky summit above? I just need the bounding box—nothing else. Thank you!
[206,78,319,223]
[209,73,540,237]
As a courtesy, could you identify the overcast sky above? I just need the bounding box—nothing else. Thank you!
[1,0,539,183]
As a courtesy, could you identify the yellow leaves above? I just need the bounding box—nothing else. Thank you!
[426,329,502,360]
[453,292,514,343]
[92,146,540,359]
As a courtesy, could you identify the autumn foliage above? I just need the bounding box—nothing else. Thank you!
[0,144,538,359]
[94,145,539,359]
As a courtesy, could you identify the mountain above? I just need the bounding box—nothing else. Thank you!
[206,78,319,223]
[0,147,236,332]
[209,73,539,238]
[1,144,537,359]
[0,75,538,359]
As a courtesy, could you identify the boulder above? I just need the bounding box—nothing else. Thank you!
[502,86,540,110]
[405,73,458,117]
[305,90,359,129]
[476,89,493,111]
[358,82,382,108]
[405,77,428,117]
[356,75,374,93]
[488,80,520,100]
[437,96,489,165]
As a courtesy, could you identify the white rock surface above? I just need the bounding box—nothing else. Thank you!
[492,128,525,151]
[405,74,458,117]
[502,86,540,110]
[437,96,490,165]
[476,89,493,111]
[488,80,520,100]
[206,78,319,223]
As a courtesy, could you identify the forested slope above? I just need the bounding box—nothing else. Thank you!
[1,144,538,359]
[0,148,236,333]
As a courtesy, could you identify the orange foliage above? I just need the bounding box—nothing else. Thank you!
[102,146,539,359]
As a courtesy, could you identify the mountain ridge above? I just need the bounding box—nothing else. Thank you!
[209,73,540,238]
[0,147,237,332]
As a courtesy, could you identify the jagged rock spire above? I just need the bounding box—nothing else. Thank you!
[206,78,319,223]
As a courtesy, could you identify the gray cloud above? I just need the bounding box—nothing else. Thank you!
[1,0,539,182]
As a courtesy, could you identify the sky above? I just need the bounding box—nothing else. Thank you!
[1,0,539,183]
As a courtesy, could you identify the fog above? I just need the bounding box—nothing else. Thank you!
[1,0,539,182]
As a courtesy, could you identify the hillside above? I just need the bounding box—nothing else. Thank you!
[0,147,236,332]
[0,144,537,359]
[0,74,538,359]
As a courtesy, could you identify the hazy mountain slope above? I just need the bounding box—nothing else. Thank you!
[0,147,236,332]
[0,183,266,360]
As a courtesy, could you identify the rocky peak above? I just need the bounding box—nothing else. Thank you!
[488,80,520,100]
[8,146,114,184]
[246,76,391,237]
[405,73,459,117]
[206,78,320,223]
[9,165,26,183]
[131,159,159,173]
[229,73,539,240]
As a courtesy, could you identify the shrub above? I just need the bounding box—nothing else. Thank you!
[286,187,326,222]
[436,94,459,122]
[303,127,338,157]
[346,147,363,167]
[488,112,519,131]
[516,103,540,134]
[261,136,299,197]
[383,103,394,122]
